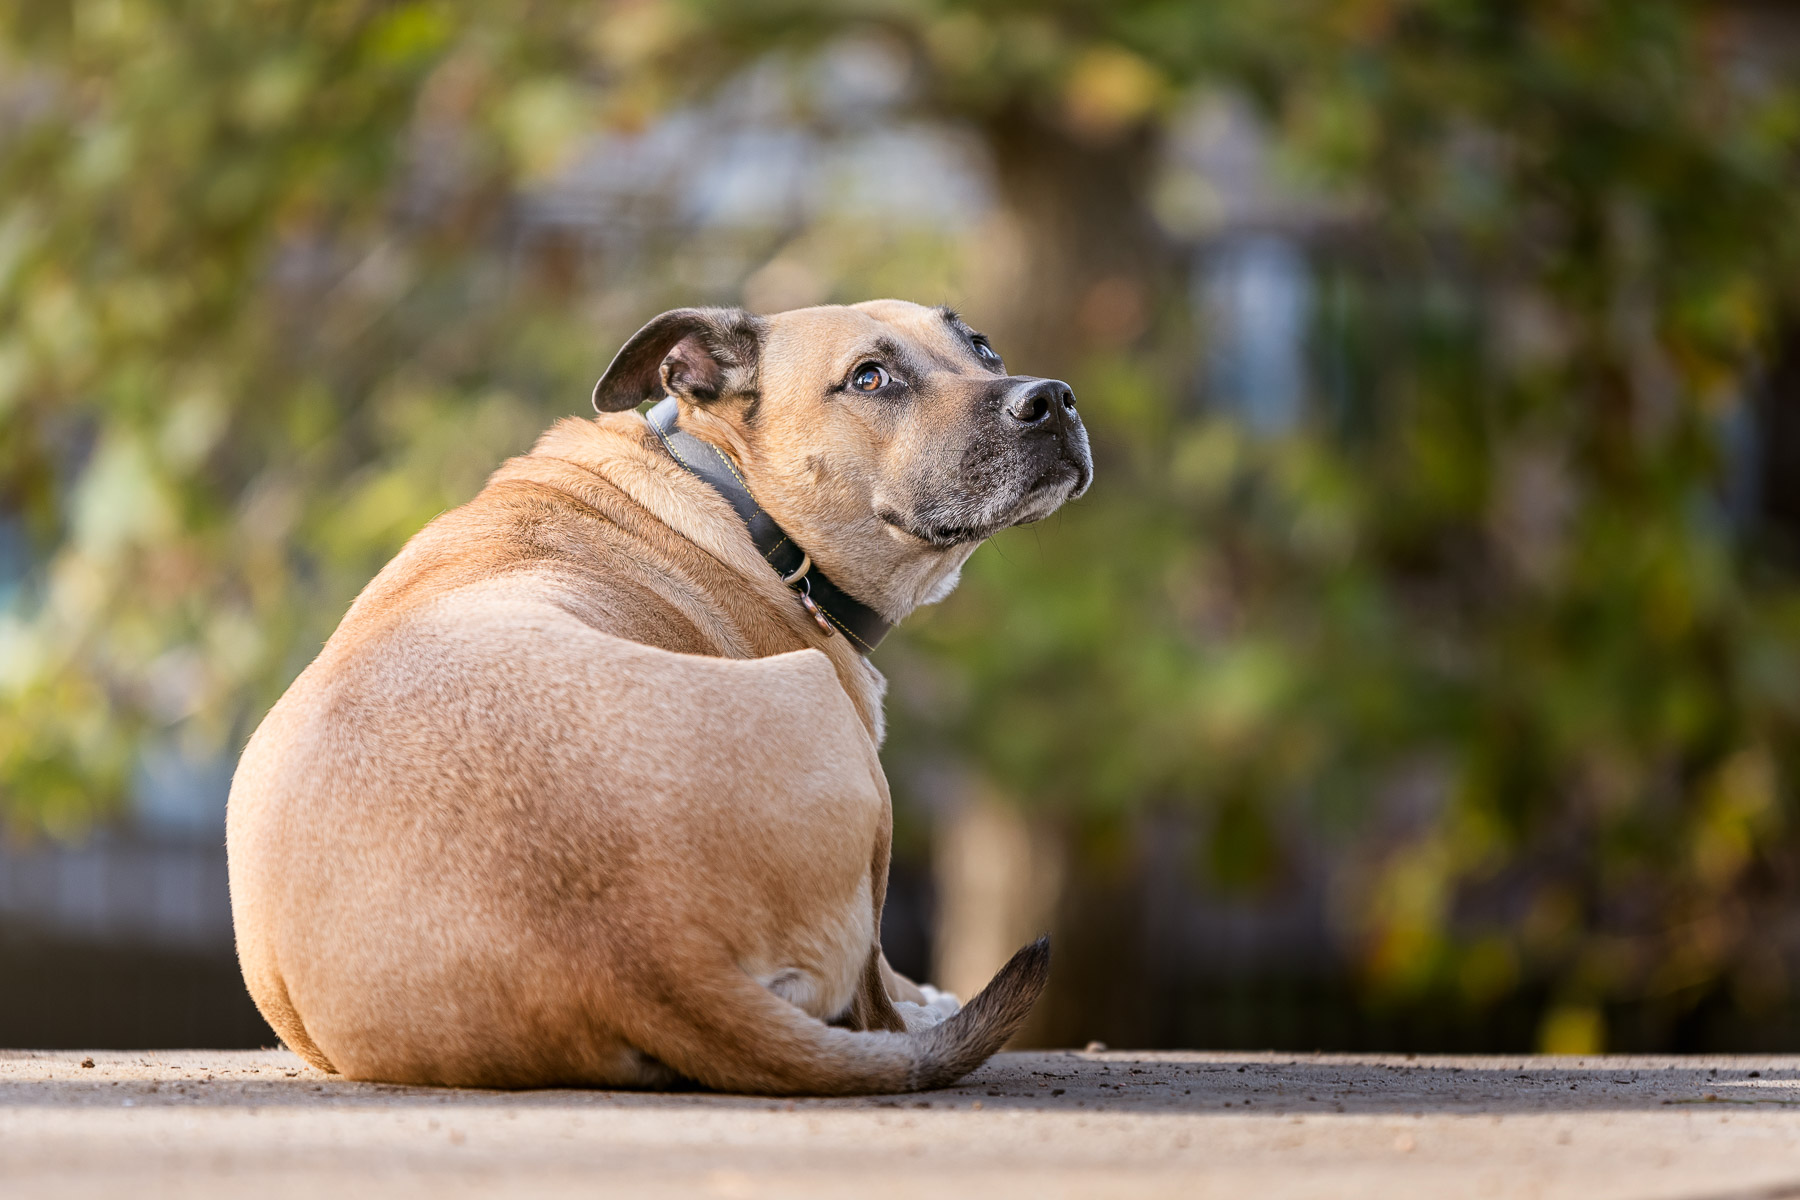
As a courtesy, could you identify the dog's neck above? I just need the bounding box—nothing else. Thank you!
[671,402,980,629]
[804,514,980,625]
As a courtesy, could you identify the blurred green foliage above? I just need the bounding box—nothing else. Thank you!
[4,1,1800,1045]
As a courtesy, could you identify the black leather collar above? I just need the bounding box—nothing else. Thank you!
[644,396,892,654]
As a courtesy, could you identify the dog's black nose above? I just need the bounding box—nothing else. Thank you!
[1004,379,1077,426]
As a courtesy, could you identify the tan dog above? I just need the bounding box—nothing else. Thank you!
[226,299,1092,1093]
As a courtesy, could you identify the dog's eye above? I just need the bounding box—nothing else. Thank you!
[973,339,1001,368]
[852,364,889,392]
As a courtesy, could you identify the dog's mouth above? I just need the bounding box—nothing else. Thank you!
[877,463,1090,549]
[1031,457,1091,505]
[877,507,992,548]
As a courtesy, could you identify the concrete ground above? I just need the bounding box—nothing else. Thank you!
[3,1049,1799,1198]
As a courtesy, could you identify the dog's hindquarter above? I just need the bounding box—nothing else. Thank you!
[230,579,894,1087]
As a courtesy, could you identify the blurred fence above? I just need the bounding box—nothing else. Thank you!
[0,834,266,1047]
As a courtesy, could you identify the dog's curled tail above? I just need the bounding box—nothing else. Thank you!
[645,936,1050,1096]
[906,935,1051,1089]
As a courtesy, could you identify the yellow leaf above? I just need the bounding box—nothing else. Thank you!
[1063,46,1164,141]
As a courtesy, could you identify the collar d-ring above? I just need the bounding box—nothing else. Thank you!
[780,552,812,587]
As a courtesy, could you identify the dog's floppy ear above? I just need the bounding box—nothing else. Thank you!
[591,307,764,412]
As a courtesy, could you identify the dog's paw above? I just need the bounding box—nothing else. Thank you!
[893,1000,952,1033]
[917,983,961,1019]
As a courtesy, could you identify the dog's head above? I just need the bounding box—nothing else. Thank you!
[592,300,1093,620]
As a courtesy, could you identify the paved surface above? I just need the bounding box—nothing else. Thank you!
[4,1049,1800,1198]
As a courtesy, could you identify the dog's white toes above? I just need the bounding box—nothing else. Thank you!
[916,983,961,1017]
[893,1000,952,1033]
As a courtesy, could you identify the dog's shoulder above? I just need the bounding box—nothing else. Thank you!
[321,421,715,656]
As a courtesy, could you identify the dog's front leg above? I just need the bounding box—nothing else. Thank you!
[879,952,928,1004]
[847,774,957,1033]
[842,949,908,1033]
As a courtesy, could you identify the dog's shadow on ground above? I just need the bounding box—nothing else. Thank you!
[5,1051,1797,1115]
